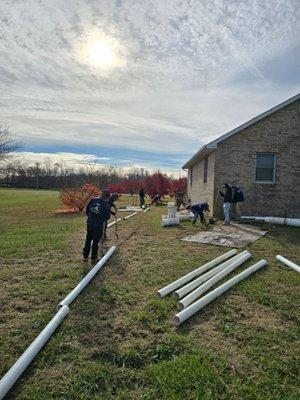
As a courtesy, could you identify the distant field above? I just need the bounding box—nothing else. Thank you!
[0,188,299,400]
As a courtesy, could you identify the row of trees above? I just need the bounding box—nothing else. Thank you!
[0,126,187,200]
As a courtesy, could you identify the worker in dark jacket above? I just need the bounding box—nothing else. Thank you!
[190,202,210,225]
[83,189,111,262]
[150,194,161,206]
[103,193,119,240]
[232,186,244,221]
[219,183,233,225]
[139,188,146,208]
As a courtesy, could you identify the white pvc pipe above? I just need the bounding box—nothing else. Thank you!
[107,218,121,228]
[174,251,250,300]
[276,255,300,273]
[173,259,267,326]
[178,252,252,310]
[156,249,237,299]
[0,305,70,400]
[143,207,150,213]
[176,214,192,221]
[241,216,300,227]
[161,217,180,227]
[124,212,137,220]
[59,246,116,306]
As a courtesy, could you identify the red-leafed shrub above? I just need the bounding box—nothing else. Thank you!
[60,183,100,212]
[144,172,170,197]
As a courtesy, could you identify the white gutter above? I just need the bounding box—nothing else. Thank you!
[276,255,300,273]
[156,249,237,299]
[173,259,267,326]
[178,252,252,310]
[174,251,250,300]
[124,212,137,220]
[107,218,121,228]
[241,216,300,227]
[0,305,70,400]
[59,246,116,307]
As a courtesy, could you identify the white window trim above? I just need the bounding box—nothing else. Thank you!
[255,153,277,184]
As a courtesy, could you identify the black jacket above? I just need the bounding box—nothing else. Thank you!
[86,197,111,227]
[219,188,233,203]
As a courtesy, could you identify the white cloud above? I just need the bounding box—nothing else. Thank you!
[0,0,299,167]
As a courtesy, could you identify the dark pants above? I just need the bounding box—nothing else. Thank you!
[140,196,145,207]
[83,224,104,259]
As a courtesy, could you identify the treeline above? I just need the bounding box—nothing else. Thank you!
[0,158,186,193]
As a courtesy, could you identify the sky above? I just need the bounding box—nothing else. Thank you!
[0,0,299,173]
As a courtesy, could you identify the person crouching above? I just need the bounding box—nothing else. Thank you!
[82,189,111,262]
[190,202,210,225]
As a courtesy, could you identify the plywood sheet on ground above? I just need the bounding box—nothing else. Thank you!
[182,223,268,248]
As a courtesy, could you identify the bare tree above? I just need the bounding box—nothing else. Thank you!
[0,126,20,161]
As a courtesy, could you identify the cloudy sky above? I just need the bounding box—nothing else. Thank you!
[1,0,299,172]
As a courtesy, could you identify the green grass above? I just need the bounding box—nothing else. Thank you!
[0,188,299,399]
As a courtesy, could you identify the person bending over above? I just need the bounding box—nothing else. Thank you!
[82,189,111,262]
[190,202,210,225]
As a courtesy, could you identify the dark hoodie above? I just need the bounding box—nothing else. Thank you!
[219,185,233,203]
[86,197,111,227]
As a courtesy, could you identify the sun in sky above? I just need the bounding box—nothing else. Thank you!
[77,30,125,70]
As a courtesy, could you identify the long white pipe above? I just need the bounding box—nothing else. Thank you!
[59,246,116,306]
[124,212,137,220]
[107,218,121,228]
[174,251,250,300]
[143,207,150,213]
[178,252,252,310]
[156,249,237,299]
[173,259,267,326]
[0,305,70,400]
[241,216,300,227]
[276,255,300,273]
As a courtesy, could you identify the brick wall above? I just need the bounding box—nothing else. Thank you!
[214,100,300,217]
[188,152,215,212]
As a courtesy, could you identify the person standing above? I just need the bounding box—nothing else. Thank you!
[139,188,146,208]
[103,193,119,240]
[232,186,244,221]
[175,188,184,211]
[82,189,111,262]
[219,183,233,225]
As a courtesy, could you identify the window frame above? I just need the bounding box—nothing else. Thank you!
[255,153,277,184]
[189,167,193,186]
[203,157,208,184]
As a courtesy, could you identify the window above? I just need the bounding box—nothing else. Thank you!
[255,153,276,183]
[189,167,193,186]
[203,157,208,183]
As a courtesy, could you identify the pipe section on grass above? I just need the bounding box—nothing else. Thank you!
[59,246,116,307]
[178,252,252,310]
[124,212,137,220]
[143,207,150,213]
[276,255,300,273]
[241,216,300,227]
[161,217,180,227]
[174,251,250,300]
[0,305,70,400]
[176,214,192,221]
[173,259,267,326]
[156,249,237,299]
[107,218,121,228]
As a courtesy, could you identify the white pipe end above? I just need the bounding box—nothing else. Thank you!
[172,316,181,326]
[177,302,184,311]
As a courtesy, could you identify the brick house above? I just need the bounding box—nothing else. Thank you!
[182,93,300,218]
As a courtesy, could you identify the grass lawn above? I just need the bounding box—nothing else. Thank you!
[0,188,299,400]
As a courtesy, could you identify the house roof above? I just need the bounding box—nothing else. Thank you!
[182,93,300,169]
